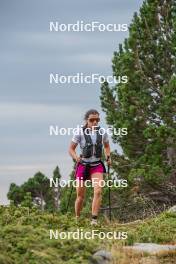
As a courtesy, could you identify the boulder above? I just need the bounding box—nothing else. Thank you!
[168,205,176,213]
[125,243,176,254]
[89,250,112,264]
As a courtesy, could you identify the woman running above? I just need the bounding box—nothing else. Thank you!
[68,109,111,225]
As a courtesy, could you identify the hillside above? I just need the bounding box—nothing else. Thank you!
[0,205,176,264]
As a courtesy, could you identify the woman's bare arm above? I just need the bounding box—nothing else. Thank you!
[103,142,111,165]
[68,142,81,162]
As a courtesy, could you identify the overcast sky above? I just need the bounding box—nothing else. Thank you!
[0,0,144,204]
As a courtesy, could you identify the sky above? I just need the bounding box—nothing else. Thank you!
[0,0,144,204]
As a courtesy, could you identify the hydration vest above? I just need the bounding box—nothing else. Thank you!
[82,126,103,158]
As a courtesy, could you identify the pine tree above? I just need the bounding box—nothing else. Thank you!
[21,192,33,208]
[52,166,62,211]
[100,0,176,200]
[7,183,24,206]
[22,172,49,211]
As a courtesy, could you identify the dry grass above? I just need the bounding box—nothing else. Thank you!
[110,246,176,264]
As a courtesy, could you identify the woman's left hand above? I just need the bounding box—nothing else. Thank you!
[106,156,111,166]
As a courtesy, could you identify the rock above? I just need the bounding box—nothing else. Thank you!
[89,255,104,264]
[125,243,176,254]
[168,205,176,213]
[89,250,112,264]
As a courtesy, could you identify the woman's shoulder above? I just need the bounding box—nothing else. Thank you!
[71,126,84,144]
[72,126,84,135]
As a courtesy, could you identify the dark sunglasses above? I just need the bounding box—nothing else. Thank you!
[88,118,100,123]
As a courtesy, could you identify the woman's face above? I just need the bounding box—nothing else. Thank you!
[87,114,100,129]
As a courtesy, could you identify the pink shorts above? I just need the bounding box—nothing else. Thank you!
[75,163,105,181]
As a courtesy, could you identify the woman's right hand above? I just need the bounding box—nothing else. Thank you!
[75,156,82,163]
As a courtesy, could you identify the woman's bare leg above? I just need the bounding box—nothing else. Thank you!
[75,180,86,217]
[91,173,103,216]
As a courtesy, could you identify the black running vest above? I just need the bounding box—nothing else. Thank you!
[82,127,103,158]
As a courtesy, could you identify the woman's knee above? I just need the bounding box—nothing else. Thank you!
[77,193,85,202]
[94,188,102,198]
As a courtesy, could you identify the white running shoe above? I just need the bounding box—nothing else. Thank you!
[90,219,98,226]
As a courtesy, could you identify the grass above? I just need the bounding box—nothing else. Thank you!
[0,205,175,263]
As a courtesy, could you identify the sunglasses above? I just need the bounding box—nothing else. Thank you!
[88,118,100,123]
